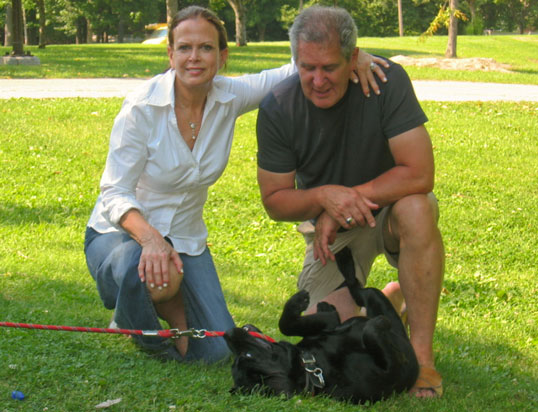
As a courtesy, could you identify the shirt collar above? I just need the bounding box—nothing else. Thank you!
[146,70,236,110]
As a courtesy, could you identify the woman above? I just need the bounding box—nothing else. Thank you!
[84,5,387,363]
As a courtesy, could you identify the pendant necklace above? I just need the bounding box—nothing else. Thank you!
[189,122,197,140]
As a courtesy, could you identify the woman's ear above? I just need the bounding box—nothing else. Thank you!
[219,48,229,70]
[167,46,174,65]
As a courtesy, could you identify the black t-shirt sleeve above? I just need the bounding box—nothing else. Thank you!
[380,63,428,138]
[256,92,297,173]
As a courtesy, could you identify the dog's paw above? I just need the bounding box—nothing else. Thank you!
[286,290,310,314]
[316,301,337,313]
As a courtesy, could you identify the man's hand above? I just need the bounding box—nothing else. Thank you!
[319,185,379,229]
[313,212,340,265]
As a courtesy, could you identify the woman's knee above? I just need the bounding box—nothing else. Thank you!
[147,261,183,304]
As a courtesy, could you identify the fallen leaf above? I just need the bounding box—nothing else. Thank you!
[95,398,122,409]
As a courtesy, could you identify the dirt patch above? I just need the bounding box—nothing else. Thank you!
[390,55,512,72]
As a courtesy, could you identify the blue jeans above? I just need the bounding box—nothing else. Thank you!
[84,227,235,363]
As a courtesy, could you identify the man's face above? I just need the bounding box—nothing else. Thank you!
[296,39,357,109]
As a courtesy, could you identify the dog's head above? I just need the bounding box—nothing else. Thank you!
[224,324,297,398]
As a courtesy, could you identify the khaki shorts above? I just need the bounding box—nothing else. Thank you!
[296,205,398,307]
[297,193,438,306]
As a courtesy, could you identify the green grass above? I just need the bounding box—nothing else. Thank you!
[0,98,537,411]
[1,35,537,84]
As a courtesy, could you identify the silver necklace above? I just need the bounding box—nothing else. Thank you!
[188,122,197,140]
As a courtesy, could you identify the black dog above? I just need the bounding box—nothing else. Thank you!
[224,247,418,404]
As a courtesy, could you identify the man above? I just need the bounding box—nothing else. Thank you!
[256,6,444,398]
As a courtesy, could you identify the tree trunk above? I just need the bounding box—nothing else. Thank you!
[22,4,28,45]
[468,0,476,22]
[257,23,266,42]
[76,16,87,44]
[445,0,458,58]
[227,0,247,46]
[86,17,93,43]
[397,0,404,37]
[118,17,125,43]
[4,2,13,46]
[166,0,178,25]
[37,0,46,48]
[11,0,24,55]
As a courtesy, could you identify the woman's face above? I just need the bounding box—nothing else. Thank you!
[167,17,228,90]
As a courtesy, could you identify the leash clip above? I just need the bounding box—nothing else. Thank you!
[169,328,207,339]
[301,352,325,390]
[305,365,325,388]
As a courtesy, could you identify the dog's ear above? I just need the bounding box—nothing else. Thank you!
[241,324,263,334]
[224,326,273,356]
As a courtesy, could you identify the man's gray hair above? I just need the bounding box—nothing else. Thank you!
[289,5,358,62]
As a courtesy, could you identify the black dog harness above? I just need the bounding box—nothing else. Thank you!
[301,351,325,394]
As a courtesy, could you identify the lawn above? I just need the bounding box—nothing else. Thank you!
[0,97,536,411]
[0,34,537,84]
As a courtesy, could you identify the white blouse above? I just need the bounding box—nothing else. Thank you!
[88,65,295,255]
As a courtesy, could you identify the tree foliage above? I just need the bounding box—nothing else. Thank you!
[0,0,535,47]
[421,1,468,38]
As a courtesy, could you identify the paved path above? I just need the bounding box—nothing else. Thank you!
[1,78,538,101]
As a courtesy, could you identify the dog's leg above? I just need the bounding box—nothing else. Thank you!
[334,248,406,335]
[362,314,419,392]
[279,290,341,337]
[359,288,408,338]
[334,247,366,307]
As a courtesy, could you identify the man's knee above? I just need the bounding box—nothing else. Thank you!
[393,193,438,226]
[389,193,440,243]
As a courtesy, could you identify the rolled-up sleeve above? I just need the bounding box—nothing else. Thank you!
[229,63,296,115]
[100,99,151,226]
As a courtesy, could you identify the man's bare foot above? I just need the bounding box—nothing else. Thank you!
[409,366,443,398]
[382,281,405,314]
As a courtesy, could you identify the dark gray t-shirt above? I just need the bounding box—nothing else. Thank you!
[256,61,427,191]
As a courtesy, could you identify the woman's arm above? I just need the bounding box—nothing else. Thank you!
[100,100,182,289]
[353,49,389,97]
[229,50,389,115]
[120,209,183,290]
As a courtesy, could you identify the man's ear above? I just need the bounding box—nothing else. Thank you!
[351,47,359,62]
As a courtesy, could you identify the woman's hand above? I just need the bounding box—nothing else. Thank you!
[352,49,389,97]
[138,233,183,291]
[119,209,183,292]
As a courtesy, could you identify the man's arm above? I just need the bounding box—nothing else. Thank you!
[257,168,378,229]
[258,124,434,263]
[311,124,435,264]
[353,125,435,208]
[257,168,318,221]
[258,125,433,226]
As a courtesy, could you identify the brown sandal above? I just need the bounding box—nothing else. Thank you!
[409,366,443,398]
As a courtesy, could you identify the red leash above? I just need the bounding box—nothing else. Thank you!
[0,321,275,342]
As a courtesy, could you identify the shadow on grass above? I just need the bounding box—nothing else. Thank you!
[1,269,536,410]
[366,48,438,58]
[0,202,92,225]
[435,326,536,408]
[512,68,538,76]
